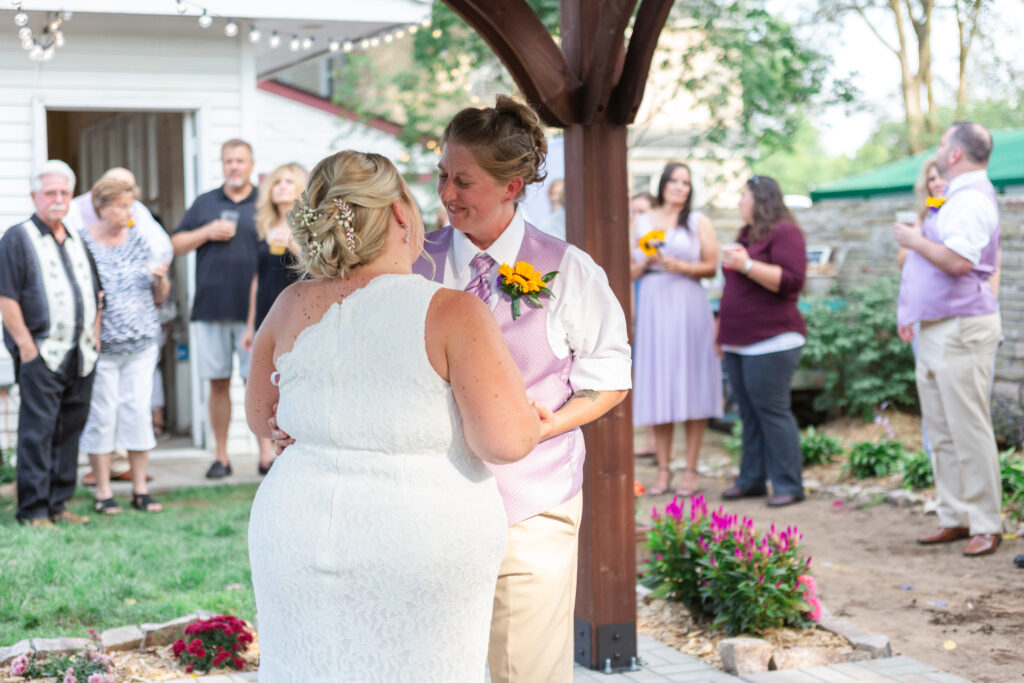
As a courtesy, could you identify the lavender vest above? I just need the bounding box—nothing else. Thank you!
[897,175,1000,326]
[415,224,583,525]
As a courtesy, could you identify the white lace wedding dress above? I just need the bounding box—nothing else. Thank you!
[248,274,507,682]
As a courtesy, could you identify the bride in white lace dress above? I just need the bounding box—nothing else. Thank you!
[245,151,541,681]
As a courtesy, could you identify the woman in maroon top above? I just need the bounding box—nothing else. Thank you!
[717,175,807,507]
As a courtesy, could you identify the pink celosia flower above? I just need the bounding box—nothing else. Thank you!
[64,668,77,683]
[806,594,822,621]
[797,574,818,594]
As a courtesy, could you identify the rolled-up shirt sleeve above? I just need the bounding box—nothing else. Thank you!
[937,188,998,265]
[553,246,632,391]
[767,222,807,297]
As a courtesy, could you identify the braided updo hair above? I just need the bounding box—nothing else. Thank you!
[287,150,419,279]
[442,94,548,200]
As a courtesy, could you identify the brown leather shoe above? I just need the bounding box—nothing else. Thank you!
[917,526,969,544]
[963,534,1001,556]
[27,517,57,530]
[50,510,91,525]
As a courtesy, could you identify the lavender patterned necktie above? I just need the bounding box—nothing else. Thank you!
[465,252,495,303]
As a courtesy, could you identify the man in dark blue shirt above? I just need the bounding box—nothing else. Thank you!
[0,160,102,528]
[172,139,259,479]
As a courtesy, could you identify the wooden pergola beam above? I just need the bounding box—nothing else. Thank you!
[444,0,580,126]
[608,0,675,125]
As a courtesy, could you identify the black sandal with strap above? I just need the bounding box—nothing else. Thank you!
[131,492,162,512]
[93,497,122,514]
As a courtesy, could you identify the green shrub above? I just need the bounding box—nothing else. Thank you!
[643,494,820,635]
[724,420,743,464]
[0,448,14,485]
[999,448,1024,521]
[845,439,908,479]
[900,449,934,490]
[800,426,844,466]
[801,279,918,421]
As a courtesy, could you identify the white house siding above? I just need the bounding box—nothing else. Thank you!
[252,89,408,177]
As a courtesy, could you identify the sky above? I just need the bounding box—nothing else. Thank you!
[770,0,1024,156]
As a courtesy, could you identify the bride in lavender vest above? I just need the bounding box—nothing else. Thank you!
[414,96,632,683]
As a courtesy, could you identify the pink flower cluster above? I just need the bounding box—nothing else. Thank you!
[171,615,253,673]
[9,652,30,676]
[797,574,822,621]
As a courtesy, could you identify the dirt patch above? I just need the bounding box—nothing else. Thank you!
[634,417,1024,683]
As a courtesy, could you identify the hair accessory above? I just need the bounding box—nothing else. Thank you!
[295,205,321,228]
[333,198,356,251]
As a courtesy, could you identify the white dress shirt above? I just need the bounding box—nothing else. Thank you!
[444,207,632,392]
[937,169,999,265]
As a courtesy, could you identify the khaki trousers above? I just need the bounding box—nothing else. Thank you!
[916,314,1002,535]
[488,492,584,683]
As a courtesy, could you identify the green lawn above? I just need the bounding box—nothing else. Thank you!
[0,484,258,645]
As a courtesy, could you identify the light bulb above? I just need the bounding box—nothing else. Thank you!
[18,26,30,40]
[408,25,418,34]
[431,28,442,38]
[54,29,64,47]
[369,37,379,47]
[268,31,281,48]
[384,34,393,43]
[176,1,187,14]
[360,38,369,49]
[28,44,42,60]
[198,12,212,29]
[41,45,54,60]
[21,36,33,50]
[248,26,261,43]
[328,39,340,52]
[420,18,430,27]
[224,20,238,37]
[395,30,405,39]
[289,35,300,51]
[301,36,313,50]
[14,11,28,26]
[342,41,353,52]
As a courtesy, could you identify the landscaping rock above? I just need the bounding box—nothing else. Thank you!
[141,615,197,647]
[31,637,89,656]
[885,489,919,507]
[771,646,836,670]
[818,606,892,658]
[851,486,888,509]
[0,639,31,665]
[718,636,773,674]
[100,625,144,652]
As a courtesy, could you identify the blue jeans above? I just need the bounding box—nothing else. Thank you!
[724,348,804,498]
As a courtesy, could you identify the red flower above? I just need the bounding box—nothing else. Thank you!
[212,651,229,666]
[231,656,245,669]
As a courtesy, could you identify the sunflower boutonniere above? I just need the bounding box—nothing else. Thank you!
[925,197,946,212]
[497,261,557,320]
[638,229,666,257]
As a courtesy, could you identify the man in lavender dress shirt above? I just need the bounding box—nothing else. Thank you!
[895,122,1002,556]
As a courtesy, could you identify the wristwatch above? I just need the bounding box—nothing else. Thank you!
[743,259,754,275]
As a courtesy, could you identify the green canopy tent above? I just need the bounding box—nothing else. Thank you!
[810,128,1024,201]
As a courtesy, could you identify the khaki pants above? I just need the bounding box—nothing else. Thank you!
[916,314,1002,535]
[488,492,583,683]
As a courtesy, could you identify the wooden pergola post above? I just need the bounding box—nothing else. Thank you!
[443,0,673,672]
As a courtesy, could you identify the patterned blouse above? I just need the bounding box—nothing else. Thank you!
[80,228,159,354]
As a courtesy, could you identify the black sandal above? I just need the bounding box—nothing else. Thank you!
[93,497,122,514]
[130,492,162,512]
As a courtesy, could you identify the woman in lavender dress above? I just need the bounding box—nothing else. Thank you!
[631,162,722,496]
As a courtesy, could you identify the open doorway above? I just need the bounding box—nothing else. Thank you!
[46,109,193,438]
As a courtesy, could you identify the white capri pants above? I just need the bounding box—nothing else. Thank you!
[80,343,159,454]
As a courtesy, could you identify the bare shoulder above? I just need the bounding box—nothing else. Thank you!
[428,288,493,330]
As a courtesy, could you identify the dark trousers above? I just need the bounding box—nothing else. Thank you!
[15,351,95,521]
[724,348,804,498]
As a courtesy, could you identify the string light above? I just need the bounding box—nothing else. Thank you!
[301,35,314,50]
[288,34,300,51]
[268,31,281,48]
[176,1,188,14]
[224,19,238,37]
[13,5,71,62]
[248,25,261,43]
[198,11,212,28]
[328,39,340,52]
[342,40,353,52]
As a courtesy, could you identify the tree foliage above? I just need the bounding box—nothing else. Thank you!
[330,0,843,161]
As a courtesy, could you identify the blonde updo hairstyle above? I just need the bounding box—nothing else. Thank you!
[442,94,548,201]
[287,150,419,279]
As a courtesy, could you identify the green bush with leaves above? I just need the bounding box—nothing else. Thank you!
[724,420,743,464]
[643,494,820,635]
[0,448,14,485]
[900,449,934,490]
[801,278,918,420]
[845,439,908,479]
[999,448,1024,521]
[800,426,844,466]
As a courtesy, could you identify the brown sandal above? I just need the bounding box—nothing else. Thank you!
[675,468,701,497]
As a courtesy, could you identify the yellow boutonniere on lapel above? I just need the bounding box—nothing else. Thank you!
[497,261,557,320]
[638,229,665,257]
[925,197,946,212]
